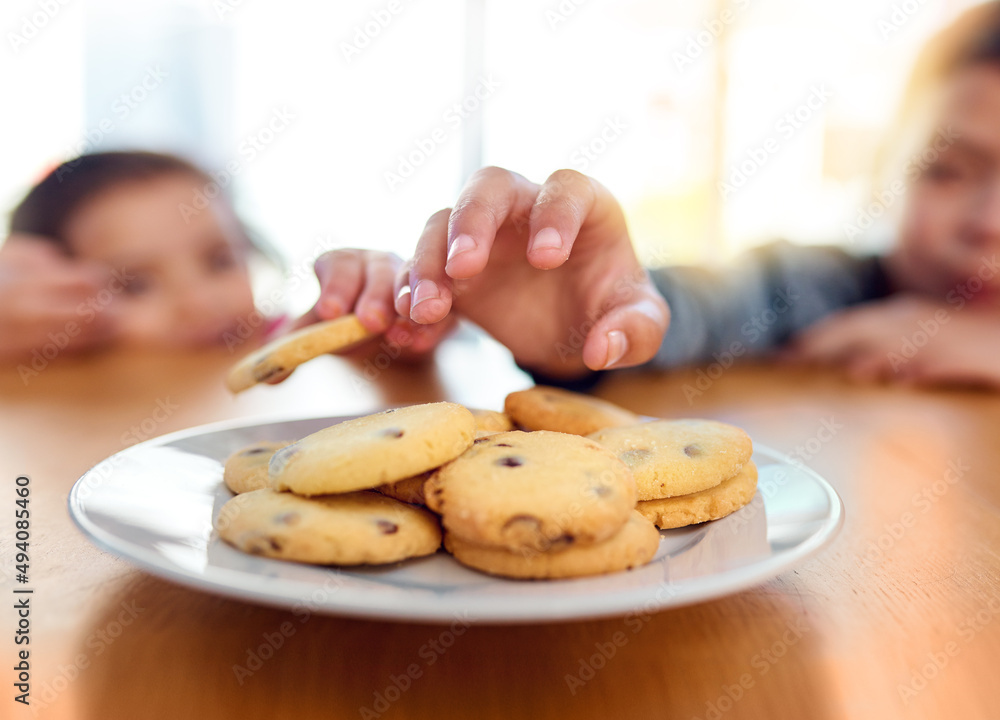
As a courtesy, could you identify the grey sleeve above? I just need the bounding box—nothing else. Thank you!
[649,240,891,368]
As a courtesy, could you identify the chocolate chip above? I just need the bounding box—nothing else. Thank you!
[253,365,287,383]
[381,427,405,439]
[241,447,269,456]
[376,520,399,534]
[684,444,702,457]
[496,456,523,467]
[502,514,541,533]
[247,535,282,554]
[494,443,512,448]
[545,534,575,551]
[269,444,299,474]
[619,448,652,465]
[473,437,491,444]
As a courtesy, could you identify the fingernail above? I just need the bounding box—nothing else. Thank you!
[530,227,562,252]
[447,234,476,263]
[604,330,628,368]
[411,279,440,308]
[361,303,388,328]
[396,285,411,301]
[319,296,344,317]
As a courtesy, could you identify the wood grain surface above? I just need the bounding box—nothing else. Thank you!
[1,331,997,720]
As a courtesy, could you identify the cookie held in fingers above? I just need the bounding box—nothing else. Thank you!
[226,315,376,393]
[636,462,758,529]
[445,511,660,579]
[216,489,441,565]
[589,419,752,501]
[425,430,637,552]
[504,386,639,436]
[270,402,476,495]
[223,441,292,494]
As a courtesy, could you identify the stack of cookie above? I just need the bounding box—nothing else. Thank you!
[217,402,477,567]
[217,315,758,580]
[588,420,756,530]
[428,430,660,579]
[503,387,757,530]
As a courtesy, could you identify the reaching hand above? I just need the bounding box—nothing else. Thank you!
[393,167,669,379]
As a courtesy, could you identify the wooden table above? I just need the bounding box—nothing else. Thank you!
[2,331,998,720]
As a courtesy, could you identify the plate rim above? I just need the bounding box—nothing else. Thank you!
[68,411,845,625]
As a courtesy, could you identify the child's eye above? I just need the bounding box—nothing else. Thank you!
[205,245,238,273]
[922,162,965,184]
[121,274,152,296]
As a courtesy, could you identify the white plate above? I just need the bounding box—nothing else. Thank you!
[69,413,843,625]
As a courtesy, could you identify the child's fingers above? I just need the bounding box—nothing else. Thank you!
[393,261,413,317]
[786,314,860,364]
[408,210,455,324]
[525,169,601,270]
[581,287,670,370]
[355,252,401,333]
[385,315,457,357]
[313,249,365,319]
[444,167,538,280]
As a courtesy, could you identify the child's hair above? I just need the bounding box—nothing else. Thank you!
[904,1,1000,107]
[11,151,208,247]
[877,2,1000,186]
[8,151,280,267]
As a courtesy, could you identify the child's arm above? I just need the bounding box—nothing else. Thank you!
[785,296,1000,388]
[0,236,117,361]
[647,241,892,367]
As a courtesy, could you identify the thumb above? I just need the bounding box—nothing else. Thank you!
[581,286,669,371]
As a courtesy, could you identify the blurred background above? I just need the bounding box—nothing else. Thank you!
[0,0,986,311]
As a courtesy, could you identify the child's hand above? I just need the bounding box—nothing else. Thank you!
[0,236,117,361]
[784,296,1000,388]
[298,248,453,357]
[395,167,669,379]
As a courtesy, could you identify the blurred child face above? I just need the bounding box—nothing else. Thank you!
[64,173,257,348]
[895,64,1000,305]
